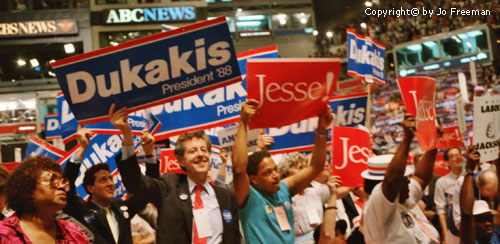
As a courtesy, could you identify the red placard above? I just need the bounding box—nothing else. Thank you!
[438,126,463,150]
[433,153,450,176]
[247,58,341,129]
[159,149,185,175]
[331,127,372,187]
[397,77,438,151]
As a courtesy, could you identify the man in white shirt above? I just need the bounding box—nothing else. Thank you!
[363,114,439,244]
[434,147,463,244]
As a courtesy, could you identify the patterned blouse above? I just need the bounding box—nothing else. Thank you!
[0,214,89,243]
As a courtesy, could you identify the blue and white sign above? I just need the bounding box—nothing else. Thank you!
[153,45,278,140]
[53,17,242,126]
[44,113,61,140]
[267,93,368,154]
[57,92,79,144]
[58,134,142,200]
[347,28,385,85]
[25,135,66,161]
[86,115,152,136]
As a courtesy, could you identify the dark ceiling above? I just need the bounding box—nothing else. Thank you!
[312,0,365,35]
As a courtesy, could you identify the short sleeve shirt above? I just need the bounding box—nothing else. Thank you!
[239,181,294,244]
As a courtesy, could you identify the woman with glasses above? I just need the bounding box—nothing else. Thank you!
[0,155,89,243]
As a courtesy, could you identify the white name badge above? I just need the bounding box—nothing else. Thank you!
[274,206,291,231]
[306,205,320,225]
[193,208,213,238]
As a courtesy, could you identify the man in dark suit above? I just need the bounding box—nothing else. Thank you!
[63,127,149,244]
[110,104,241,244]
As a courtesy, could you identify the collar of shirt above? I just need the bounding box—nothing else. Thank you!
[187,177,215,197]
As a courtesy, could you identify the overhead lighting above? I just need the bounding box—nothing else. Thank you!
[467,30,483,37]
[300,17,307,24]
[49,59,56,63]
[280,19,287,25]
[110,41,119,46]
[466,42,472,47]
[17,59,26,66]
[326,31,333,38]
[365,1,373,7]
[64,43,75,54]
[237,15,265,21]
[30,58,39,67]
[236,21,262,27]
[360,22,367,29]
[406,44,422,51]
[313,30,318,36]
[236,8,242,13]
[423,41,436,48]
[452,35,461,43]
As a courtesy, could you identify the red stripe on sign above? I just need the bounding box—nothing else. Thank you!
[30,135,67,156]
[237,45,278,59]
[52,16,227,68]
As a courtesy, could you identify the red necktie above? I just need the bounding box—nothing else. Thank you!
[193,185,207,244]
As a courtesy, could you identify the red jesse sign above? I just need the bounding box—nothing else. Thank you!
[246,58,341,129]
[331,126,372,187]
[160,148,185,174]
[438,126,463,150]
[397,77,438,151]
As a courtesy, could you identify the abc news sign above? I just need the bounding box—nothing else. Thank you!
[102,6,197,25]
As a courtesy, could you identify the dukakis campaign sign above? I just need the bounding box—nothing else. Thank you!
[52,17,241,125]
[151,45,278,140]
[57,92,79,144]
[347,28,385,85]
[24,135,66,161]
[267,92,368,154]
[397,76,438,151]
[44,113,61,140]
[247,58,341,129]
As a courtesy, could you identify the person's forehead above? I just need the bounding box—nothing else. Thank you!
[184,137,208,149]
[259,157,276,170]
[95,169,111,177]
[40,170,60,179]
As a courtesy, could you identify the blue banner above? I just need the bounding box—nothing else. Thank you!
[53,17,241,126]
[58,134,142,200]
[153,45,279,140]
[57,92,79,144]
[44,114,61,140]
[347,28,385,85]
[267,93,368,154]
[25,135,66,161]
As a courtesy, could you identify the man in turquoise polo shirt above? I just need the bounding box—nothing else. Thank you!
[232,99,334,243]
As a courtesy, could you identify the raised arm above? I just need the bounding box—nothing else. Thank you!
[412,148,438,189]
[318,176,341,244]
[283,105,333,196]
[382,114,415,202]
[232,99,259,207]
[64,127,92,187]
[460,145,480,244]
[141,129,160,178]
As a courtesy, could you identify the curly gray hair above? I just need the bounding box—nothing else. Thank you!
[278,152,308,179]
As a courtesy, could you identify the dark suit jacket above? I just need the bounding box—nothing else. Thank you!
[115,153,241,244]
[63,161,147,244]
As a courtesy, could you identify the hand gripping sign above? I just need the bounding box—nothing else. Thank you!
[397,77,438,151]
[151,45,278,141]
[473,95,500,162]
[246,58,341,129]
[52,16,241,126]
[331,127,372,187]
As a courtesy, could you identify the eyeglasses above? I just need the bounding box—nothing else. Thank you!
[38,172,70,192]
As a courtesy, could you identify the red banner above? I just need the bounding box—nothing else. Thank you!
[159,149,185,175]
[397,77,438,151]
[331,127,372,187]
[247,58,341,129]
[433,153,450,176]
[438,126,463,150]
